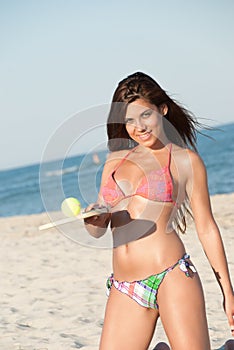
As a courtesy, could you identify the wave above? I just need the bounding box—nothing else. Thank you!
[45,166,79,177]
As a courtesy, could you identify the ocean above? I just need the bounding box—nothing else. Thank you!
[0,123,233,217]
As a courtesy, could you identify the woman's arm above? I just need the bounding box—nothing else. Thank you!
[186,150,234,334]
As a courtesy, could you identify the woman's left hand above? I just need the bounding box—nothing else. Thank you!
[223,292,234,336]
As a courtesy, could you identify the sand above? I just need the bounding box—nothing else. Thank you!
[0,193,233,349]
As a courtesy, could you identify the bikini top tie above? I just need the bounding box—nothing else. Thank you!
[102,143,178,208]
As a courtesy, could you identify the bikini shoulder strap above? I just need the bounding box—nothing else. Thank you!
[112,146,137,172]
[167,143,172,167]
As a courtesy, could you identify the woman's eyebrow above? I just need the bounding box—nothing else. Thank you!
[124,115,133,119]
[125,108,152,119]
[140,108,152,116]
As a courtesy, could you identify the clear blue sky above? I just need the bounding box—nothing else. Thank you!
[1,0,233,170]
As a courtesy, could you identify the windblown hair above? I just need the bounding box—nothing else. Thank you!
[107,72,203,234]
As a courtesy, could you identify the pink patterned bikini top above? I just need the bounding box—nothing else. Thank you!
[102,143,178,208]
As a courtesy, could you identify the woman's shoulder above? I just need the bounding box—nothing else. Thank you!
[106,148,133,161]
[104,148,132,170]
[171,144,206,170]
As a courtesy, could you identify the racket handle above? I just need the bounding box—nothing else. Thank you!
[38,208,107,231]
[39,216,77,230]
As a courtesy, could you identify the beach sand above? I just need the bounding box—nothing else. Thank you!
[0,193,233,349]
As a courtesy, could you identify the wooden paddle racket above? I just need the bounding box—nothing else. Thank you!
[39,208,107,231]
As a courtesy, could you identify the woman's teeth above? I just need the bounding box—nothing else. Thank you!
[139,132,151,140]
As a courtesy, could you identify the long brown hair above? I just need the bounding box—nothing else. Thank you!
[107,72,203,234]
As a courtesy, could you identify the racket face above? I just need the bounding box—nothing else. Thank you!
[77,209,99,219]
[77,208,107,219]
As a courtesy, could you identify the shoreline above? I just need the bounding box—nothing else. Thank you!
[1,191,234,220]
[1,193,233,349]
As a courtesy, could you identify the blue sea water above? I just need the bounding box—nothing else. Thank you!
[0,123,233,217]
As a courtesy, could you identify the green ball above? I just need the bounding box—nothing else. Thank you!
[61,197,81,217]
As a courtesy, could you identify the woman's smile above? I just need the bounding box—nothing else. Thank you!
[137,131,152,141]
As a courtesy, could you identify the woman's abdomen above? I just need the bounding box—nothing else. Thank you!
[112,227,186,281]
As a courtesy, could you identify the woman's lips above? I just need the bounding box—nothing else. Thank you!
[138,131,152,141]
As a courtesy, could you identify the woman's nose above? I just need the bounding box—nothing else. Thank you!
[135,119,146,131]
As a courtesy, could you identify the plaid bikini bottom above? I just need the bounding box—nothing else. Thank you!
[106,253,196,309]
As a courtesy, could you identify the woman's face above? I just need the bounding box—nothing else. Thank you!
[125,99,167,148]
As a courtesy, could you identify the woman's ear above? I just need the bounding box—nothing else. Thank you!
[160,104,168,116]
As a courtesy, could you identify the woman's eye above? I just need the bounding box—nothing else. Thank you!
[125,118,135,125]
[142,111,152,118]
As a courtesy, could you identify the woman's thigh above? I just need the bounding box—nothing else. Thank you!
[99,285,159,350]
[157,266,211,350]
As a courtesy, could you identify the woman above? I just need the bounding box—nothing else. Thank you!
[84,72,234,349]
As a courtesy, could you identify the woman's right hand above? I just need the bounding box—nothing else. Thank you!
[84,203,111,228]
